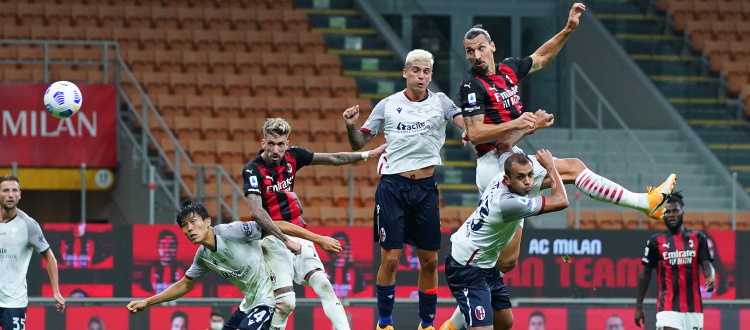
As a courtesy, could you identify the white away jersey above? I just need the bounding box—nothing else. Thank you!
[451,174,544,268]
[0,209,50,308]
[360,90,461,174]
[185,221,274,312]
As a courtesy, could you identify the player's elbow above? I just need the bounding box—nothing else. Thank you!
[497,258,518,274]
[466,129,490,145]
[546,196,569,212]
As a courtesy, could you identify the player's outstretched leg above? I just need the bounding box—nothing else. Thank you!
[270,290,295,330]
[417,248,439,330]
[439,307,466,330]
[306,270,351,330]
[552,158,677,219]
[376,248,400,330]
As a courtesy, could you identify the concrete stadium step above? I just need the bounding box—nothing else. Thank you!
[635,58,701,76]
[653,81,720,99]
[696,129,750,145]
[587,0,646,15]
[296,0,354,10]
[307,12,372,30]
[340,55,401,72]
[615,37,680,55]
[598,15,665,35]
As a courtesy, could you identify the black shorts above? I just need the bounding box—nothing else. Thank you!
[0,307,26,330]
[374,174,440,250]
[225,305,274,330]
[445,255,512,327]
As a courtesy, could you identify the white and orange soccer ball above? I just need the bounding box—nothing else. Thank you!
[43,81,83,119]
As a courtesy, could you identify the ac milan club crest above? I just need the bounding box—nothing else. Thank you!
[475,306,486,320]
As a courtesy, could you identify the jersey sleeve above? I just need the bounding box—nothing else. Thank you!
[498,195,544,222]
[360,98,387,135]
[501,56,533,80]
[642,237,659,267]
[457,77,488,117]
[25,218,50,254]
[242,162,262,196]
[696,232,713,263]
[213,221,263,242]
[289,147,314,168]
[438,93,462,120]
[184,251,209,280]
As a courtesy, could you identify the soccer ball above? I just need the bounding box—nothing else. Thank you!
[44,81,83,119]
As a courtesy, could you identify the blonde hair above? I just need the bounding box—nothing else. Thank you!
[262,118,291,137]
[404,49,434,69]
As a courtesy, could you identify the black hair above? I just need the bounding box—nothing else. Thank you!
[0,174,19,185]
[503,153,533,176]
[211,311,224,318]
[175,200,210,225]
[88,316,104,326]
[158,229,177,241]
[171,310,188,323]
[332,231,350,243]
[667,190,684,207]
[529,310,546,322]
[464,24,492,42]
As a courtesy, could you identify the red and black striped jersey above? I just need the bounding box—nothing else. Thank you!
[457,56,532,157]
[242,147,314,226]
[642,228,713,313]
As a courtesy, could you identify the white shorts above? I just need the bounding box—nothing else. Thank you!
[475,147,546,197]
[655,311,703,330]
[262,236,325,290]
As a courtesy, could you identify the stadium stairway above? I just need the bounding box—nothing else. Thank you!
[591,0,750,194]
[296,0,405,105]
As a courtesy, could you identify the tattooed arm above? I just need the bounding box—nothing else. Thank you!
[310,144,387,165]
[463,113,536,145]
[244,194,301,254]
[528,3,585,75]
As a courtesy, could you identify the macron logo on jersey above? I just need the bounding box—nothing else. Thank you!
[396,121,429,133]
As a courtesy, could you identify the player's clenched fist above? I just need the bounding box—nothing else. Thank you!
[126,300,148,314]
[343,105,360,125]
[517,112,537,131]
[318,236,343,253]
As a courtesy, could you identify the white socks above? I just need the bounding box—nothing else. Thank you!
[574,169,650,213]
[308,271,351,330]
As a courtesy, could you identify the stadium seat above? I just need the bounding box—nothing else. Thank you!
[155,94,186,118]
[357,185,377,207]
[703,39,731,74]
[621,211,643,229]
[231,9,259,31]
[352,207,372,227]
[193,29,222,52]
[738,21,750,42]
[256,10,285,31]
[693,1,718,22]
[209,51,237,75]
[305,76,334,98]
[711,21,738,43]
[152,7,179,30]
[31,25,58,40]
[185,94,214,117]
[196,73,224,97]
[283,10,310,32]
[331,76,359,97]
[247,32,275,53]
[188,139,218,164]
[315,166,347,186]
[319,206,349,227]
[235,52,263,75]
[45,3,73,27]
[124,5,152,29]
[266,97,296,118]
[300,32,327,54]
[668,0,694,33]
[736,211,750,230]
[223,74,251,96]
[174,117,203,141]
[289,53,318,76]
[314,53,343,75]
[177,7,203,30]
[286,118,313,141]
[113,27,140,49]
[293,97,322,120]
[98,5,125,28]
[567,210,595,229]
[686,20,711,52]
[330,185,352,207]
[730,42,750,63]
[170,72,198,96]
[310,119,340,142]
[216,140,246,165]
[202,117,230,141]
[594,210,623,229]
[272,32,301,53]
[249,74,279,96]
[166,28,194,52]
[17,3,45,26]
[303,207,322,225]
[261,52,290,75]
[213,96,242,119]
[155,50,183,73]
[718,2,743,22]
[183,51,211,74]
[140,28,168,51]
[277,75,307,97]
[204,8,232,31]
[721,61,748,96]
[682,211,703,230]
[239,96,268,118]
[302,185,333,206]
[702,211,731,230]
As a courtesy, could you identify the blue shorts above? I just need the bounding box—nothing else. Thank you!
[445,255,512,327]
[374,174,441,251]
[225,305,274,330]
[0,307,26,330]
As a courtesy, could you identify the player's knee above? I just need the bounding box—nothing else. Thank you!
[274,292,296,318]
[418,254,438,272]
[380,254,400,273]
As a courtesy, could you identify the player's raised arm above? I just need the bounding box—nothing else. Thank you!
[528,3,585,75]
[243,194,301,254]
[535,149,569,213]
[309,143,387,166]
[343,105,377,151]
[126,277,197,314]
